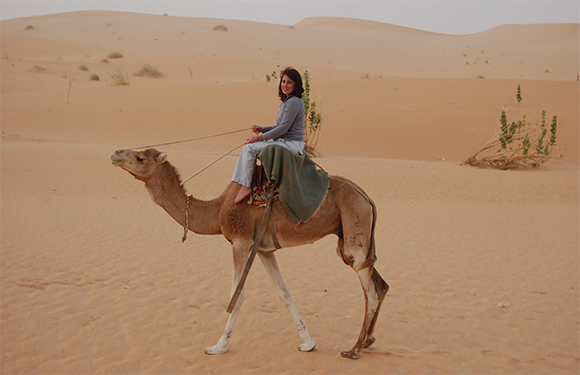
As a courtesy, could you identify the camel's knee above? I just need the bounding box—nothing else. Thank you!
[336,242,375,271]
[335,237,353,266]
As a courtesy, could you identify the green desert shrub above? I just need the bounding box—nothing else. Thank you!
[90,74,100,81]
[465,110,559,169]
[265,70,278,82]
[79,65,89,71]
[302,70,323,157]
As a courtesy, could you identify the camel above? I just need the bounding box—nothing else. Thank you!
[110,148,389,359]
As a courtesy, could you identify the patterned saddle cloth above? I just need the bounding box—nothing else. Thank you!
[249,161,279,206]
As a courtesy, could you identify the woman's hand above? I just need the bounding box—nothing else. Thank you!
[246,133,263,144]
[252,125,265,134]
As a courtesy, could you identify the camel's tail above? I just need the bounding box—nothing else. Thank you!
[364,196,378,269]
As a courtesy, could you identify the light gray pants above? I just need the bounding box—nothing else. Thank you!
[231,139,305,188]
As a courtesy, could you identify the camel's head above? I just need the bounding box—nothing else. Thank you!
[110,148,168,181]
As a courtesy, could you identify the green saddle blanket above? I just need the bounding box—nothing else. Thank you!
[258,145,329,223]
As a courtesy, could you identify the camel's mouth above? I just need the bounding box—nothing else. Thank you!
[110,152,127,167]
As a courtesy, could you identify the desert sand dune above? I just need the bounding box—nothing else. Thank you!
[1,10,578,374]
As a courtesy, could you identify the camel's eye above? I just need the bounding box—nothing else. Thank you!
[136,155,145,163]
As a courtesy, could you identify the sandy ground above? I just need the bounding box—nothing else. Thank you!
[1,11,579,374]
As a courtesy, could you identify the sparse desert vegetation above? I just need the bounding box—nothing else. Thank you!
[466,109,559,169]
[302,70,323,157]
[107,52,124,59]
[108,69,130,86]
[212,24,228,31]
[30,65,46,73]
[265,70,278,82]
[133,63,164,78]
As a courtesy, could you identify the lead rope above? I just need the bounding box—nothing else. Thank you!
[180,142,246,242]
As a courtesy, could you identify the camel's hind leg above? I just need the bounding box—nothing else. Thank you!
[258,251,316,352]
[341,266,389,359]
[360,268,389,348]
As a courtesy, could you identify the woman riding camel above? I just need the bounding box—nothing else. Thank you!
[232,67,305,204]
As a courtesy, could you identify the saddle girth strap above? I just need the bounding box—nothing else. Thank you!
[226,199,273,314]
[269,217,282,250]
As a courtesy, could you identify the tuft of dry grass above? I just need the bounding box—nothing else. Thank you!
[30,65,47,73]
[212,24,228,31]
[109,69,130,86]
[133,63,164,78]
[107,52,124,59]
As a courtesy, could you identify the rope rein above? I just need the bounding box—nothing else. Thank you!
[135,130,248,242]
[128,127,249,186]
[180,142,245,242]
[180,142,245,186]
[129,128,248,150]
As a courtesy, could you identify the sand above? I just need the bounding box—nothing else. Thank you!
[1,10,578,374]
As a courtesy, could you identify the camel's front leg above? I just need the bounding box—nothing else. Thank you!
[205,241,251,355]
[258,251,316,352]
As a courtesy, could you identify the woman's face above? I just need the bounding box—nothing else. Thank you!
[281,75,295,96]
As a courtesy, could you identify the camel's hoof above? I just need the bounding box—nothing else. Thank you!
[363,336,376,349]
[341,350,360,359]
[205,345,227,355]
[298,340,316,352]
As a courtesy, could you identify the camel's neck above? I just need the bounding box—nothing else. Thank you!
[144,162,223,235]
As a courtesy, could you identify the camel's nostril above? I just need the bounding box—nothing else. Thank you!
[115,150,123,154]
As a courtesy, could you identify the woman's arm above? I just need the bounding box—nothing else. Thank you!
[261,98,302,141]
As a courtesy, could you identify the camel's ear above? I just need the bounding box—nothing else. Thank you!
[156,153,168,164]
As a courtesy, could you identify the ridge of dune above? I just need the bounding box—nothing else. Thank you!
[480,23,580,42]
[294,16,436,34]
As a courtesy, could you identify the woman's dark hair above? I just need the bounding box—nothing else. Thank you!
[278,67,304,101]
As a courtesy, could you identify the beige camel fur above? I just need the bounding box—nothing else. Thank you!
[110,148,389,359]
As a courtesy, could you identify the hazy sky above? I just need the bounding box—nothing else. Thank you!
[1,0,578,35]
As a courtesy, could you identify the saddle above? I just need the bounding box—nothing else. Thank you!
[246,159,282,251]
[249,160,279,206]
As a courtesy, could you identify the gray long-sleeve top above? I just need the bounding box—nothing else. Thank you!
[262,96,305,142]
